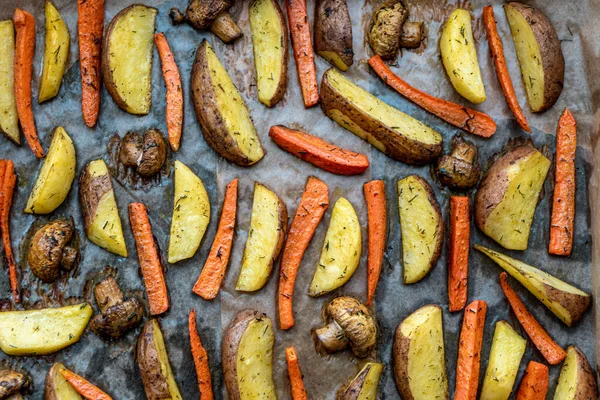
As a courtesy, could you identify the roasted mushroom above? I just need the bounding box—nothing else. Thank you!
[435,134,481,190]
[169,0,242,43]
[315,296,377,358]
[28,219,78,283]
[0,369,31,399]
[119,132,143,168]
[399,21,424,49]
[118,129,167,177]
[368,1,425,59]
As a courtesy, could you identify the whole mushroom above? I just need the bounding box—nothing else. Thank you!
[169,0,242,43]
[0,369,31,399]
[118,129,167,178]
[119,132,143,168]
[435,134,481,190]
[28,219,78,283]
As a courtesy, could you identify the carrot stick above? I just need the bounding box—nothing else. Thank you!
[515,361,549,400]
[154,32,183,152]
[278,176,329,330]
[0,160,19,302]
[454,299,487,400]
[193,179,238,300]
[549,108,576,256]
[78,0,104,128]
[285,346,308,400]
[368,55,496,138]
[13,9,44,158]
[128,203,169,315]
[286,0,319,108]
[364,180,386,306]
[60,369,112,400]
[448,196,470,312]
[189,308,214,400]
[482,6,531,133]
[500,272,566,365]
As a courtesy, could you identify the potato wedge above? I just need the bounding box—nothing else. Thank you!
[45,362,82,400]
[440,9,486,104]
[0,20,19,144]
[480,321,526,400]
[236,183,287,291]
[338,362,383,400]
[102,5,157,115]
[192,40,265,167]
[249,0,288,107]
[137,319,183,400]
[0,303,92,356]
[397,175,443,284]
[79,159,128,257]
[475,144,550,250]
[167,161,211,263]
[393,305,448,400]
[554,346,599,400]
[505,2,564,113]
[25,126,76,214]
[314,0,354,71]
[321,68,442,165]
[222,310,277,400]
[39,1,70,103]
[309,197,361,296]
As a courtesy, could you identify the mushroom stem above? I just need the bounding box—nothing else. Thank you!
[168,8,186,25]
[94,276,124,314]
[315,321,349,353]
[210,12,243,43]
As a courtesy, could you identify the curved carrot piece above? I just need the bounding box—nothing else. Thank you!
[0,160,19,302]
[60,369,112,400]
[454,300,487,400]
[448,196,470,312]
[364,180,386,306]
[516,361,549,400]
[189,309,214,400]
[285,346,308,400]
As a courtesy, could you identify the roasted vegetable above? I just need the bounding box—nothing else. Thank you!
[314,0,353,71]
[0,369,30,399]
[338,362,383,400]
[39,1,70,103]
[285,346,308,399]
[435,134,481,190]
[118,130,167,177]
[169,0,242,43]
[28,219,78,283]
[399,21,424,49]
[45,362,83,400]
[368,1,407,60]
[553,346,599,400]
[59,368,112,400]
[0,20,19,144]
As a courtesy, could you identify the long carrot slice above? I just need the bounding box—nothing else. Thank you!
[500,272,566,365]
[154,32,183,152]
[60,369,112,400]
[193,179,238,300]
[285,346,308,400]
[286,0,319,108]
[278,176,329,330]
[269,125,369,175]
[448,196,470,312]
[515,361,549,400]
[482,6,531,133]
[364,180,386,306]
[13,9,44,158]
[0,161,19,302]
[189,308,214,400]
[549,108,576,256]
[78,0,104,128]
[129,203,169,315]
[368,55,496,138]
[454,299,487,400]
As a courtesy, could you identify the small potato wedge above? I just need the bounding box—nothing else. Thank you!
[321,68,442,165]
[236,183,287,292]
[45,362,82,400]
[102,4,157,115]
[314,0,354,71]
[393,305,448,400]
[25,126,76,214]
[39,1,70,103]
[309,197,361,296]
[554,346,599,400]
[338,362,383,400]
[0,20,19,144]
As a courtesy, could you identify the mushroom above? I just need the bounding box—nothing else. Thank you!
[399,21,424,49]
[315,296,377,358]
[89,276,144,339]
[435,134,481,190]
[119,132,143,168]
[0,369,31,399]
[28,219,78,283]
[169,0,242,44]
[118,129,167,177]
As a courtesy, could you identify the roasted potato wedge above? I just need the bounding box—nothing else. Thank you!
[39,1,70,103]
[321,68,442,165]
[236,183,287,291]
[505,2,564,113]
[45,362,82,400]
[102,5,157,115]
[338,362,383,400]
[554,346,599,400]
[314,0,354,71]
[0,20,19,144]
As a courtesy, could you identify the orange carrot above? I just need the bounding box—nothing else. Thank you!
[60,369,112,400]
[516,361,549,400]
[285,346,308,400]
[363,180,386,306]
[454,300,487,400]
[189,308,214,400]
[448,196,470,312]
[278,176,328,330]
[549,108,576,256]
[78,0,104,128]
[269,125,369,175]
[286,0,319,108]
[482,6,530,133]
[500,272,566,365]
[155,32,183,152]
[0,160,19,302]
[193,179,238,300]
[129,203,169,315]
[368,55,496,138]
[13,9,44,158]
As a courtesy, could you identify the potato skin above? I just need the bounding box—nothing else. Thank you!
[314,0,354,70]
[569,346,599,399]
[393,328,411,399]
[79,163,112,236]
[44,362,80,400]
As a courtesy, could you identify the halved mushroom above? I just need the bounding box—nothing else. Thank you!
[435,134,481,190]
[118,129,167,178]
[119,132,143,168]
[28,219,78,283]
[0,369,31,399]
[169,0,242,43]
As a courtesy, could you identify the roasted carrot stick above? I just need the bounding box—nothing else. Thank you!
[285,346,308,400]
[0,161,19,302]
[368,55,497,138]
[500,272,566,365]
[269,125,369,175]
[129,203,169,315]
[193,179,238,300]
[364,180,386,306]
[454,299,487,400]
[549,108,577,256]
[13,9,44,158]
[515,361,549,400]
[60,369,112,400]
[286,0,319,108]
[78,0,104,128]
[155,32,183,152]
[448,196,470,312]
[189,308,214,400]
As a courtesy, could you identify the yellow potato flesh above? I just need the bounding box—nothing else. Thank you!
[0,303,92,356]
[150,320,183,399]
[49,363,83,400]
[39,1,70,103]
[357,363,383,399]
[0,20,19,143]
[553,347,579,400]
[318,51,350,71]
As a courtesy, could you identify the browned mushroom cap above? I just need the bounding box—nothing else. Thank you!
[28,220,77,283]
[368,1,408,60]
[119,132,143,168]
[137,129,167,177]
[0,369,31,399]
[435,134,481,190]
[399,21,424,49]
[169,0,242,43]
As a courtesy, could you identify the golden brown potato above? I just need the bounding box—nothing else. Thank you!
[44,362,82,400]
[435,134,481,190]
[169,0,242,43]
[28,219,78,283]
[553,346,598,399]
[368,1,407,60]
[337,362,383,400]
[314,0,354,71]
[0,20,19,144]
